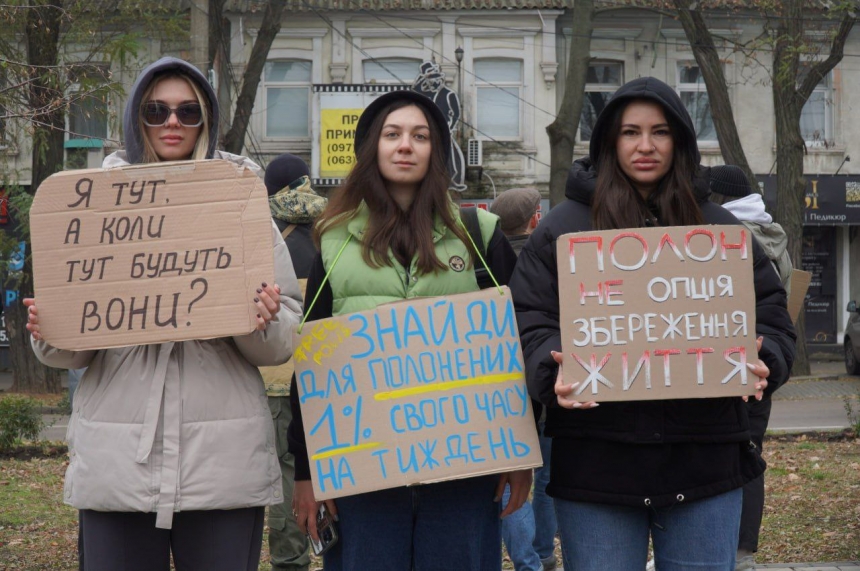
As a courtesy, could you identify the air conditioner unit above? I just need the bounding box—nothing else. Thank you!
[467,139,483,167]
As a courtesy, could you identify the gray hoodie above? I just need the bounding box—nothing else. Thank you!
[722,194,793,293]
[122,56,219,163]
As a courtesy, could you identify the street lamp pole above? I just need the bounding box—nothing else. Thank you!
[455,46,465,157]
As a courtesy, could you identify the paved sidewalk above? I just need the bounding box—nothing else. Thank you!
[754,565,860,570]
[551,562,860,570]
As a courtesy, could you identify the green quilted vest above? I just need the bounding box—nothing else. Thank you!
[319,202,499,316]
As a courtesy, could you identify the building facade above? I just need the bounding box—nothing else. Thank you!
[2,1,859,351]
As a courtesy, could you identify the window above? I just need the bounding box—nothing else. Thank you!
[579,62,623,142]
[264,60,311,139]
[67,64,109,145]
[363,59,420,84]
[475,59,522,138]
[677,63,716,142]
[799,69,832,147]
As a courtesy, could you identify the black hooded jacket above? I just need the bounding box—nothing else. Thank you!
[509,77,796,508]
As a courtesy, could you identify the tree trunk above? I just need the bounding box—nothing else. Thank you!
[222,0,288,155]
[772,1,809,375]
[26,2,66,192]
[7,296,61,393]
[208,0,228,70]
[208,0,232,138]
[673,0,755,185]
[545,0,594,207]
[10,1,66,393]
[770,0,854,375]
[772,81,809,375]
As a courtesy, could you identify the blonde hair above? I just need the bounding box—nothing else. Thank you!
[138,71,211,163]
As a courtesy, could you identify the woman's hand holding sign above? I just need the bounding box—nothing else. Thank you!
[743,336,769,402]
[551,350,599,410]
[253,282,281,331]
[23,298,42,341]
[293,480,338,542]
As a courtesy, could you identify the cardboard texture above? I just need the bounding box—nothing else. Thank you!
[557,225,758,402]
[787,270,812,324]
[30,160,273,351]
[293,286,542,500]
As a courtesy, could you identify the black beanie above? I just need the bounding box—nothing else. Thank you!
[709,165,753,198]
[264,153,311,196]
[353,89,451,162]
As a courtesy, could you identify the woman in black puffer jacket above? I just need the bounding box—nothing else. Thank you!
[509,77,795,571]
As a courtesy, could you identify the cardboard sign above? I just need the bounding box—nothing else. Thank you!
[30,160,273,350]
[294,287,541,500]
[557,225,758,402]
[787,269,812,324]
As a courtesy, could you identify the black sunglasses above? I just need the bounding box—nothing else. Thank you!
[141,102,204,127]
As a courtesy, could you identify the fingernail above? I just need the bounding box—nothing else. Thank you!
[746,363,757,371]
[254,297,260,303]
[757,336,763,342]
[592,403,600,407]
[551,350,560,356]
[257,313,261,318]
[262,282,268,288]
[256,288,262,294]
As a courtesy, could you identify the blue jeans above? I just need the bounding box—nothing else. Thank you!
[501,485,542,571]
[323,475,501,571]
[532,425,557,561]
[555,488,742,571]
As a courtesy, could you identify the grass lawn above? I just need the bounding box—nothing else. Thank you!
[1,433,858,570]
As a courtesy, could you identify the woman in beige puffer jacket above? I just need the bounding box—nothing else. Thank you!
[25,57,303,571]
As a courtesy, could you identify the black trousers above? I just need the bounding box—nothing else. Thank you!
[738,396,773,553]
[79,507,265,571]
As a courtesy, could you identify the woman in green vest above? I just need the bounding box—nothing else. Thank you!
[287,90,526,570]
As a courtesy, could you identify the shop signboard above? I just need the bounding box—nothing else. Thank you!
[760,174,860,225]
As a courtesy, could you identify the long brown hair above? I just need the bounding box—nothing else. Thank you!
[315,99,473,274]
[592,98,704,230]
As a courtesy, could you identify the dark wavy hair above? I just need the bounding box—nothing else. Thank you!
[592,98,704,230]
[314,99,473,274]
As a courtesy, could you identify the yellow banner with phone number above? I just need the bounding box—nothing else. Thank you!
[320,109,362,178]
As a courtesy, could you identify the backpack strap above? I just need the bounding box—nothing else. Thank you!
[280,224,297,240]
[460,206,492,290]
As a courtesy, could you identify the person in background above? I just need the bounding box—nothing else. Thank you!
[709,164,793,571]
[510,76,796,571]
[288,89,527,571]
[25,57,304,571]
[260,153,328,571]
[490,187,541,256]
[490,187,559,571]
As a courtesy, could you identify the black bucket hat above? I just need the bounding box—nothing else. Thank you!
[353,90,451,162]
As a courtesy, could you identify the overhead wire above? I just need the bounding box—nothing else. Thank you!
[211,1,856,171]
[299,0,554,169]
[304,6,860,59]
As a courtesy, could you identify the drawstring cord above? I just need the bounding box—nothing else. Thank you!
[298,234,352,334]
[645,494,685,532]
[457,219,504,296]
